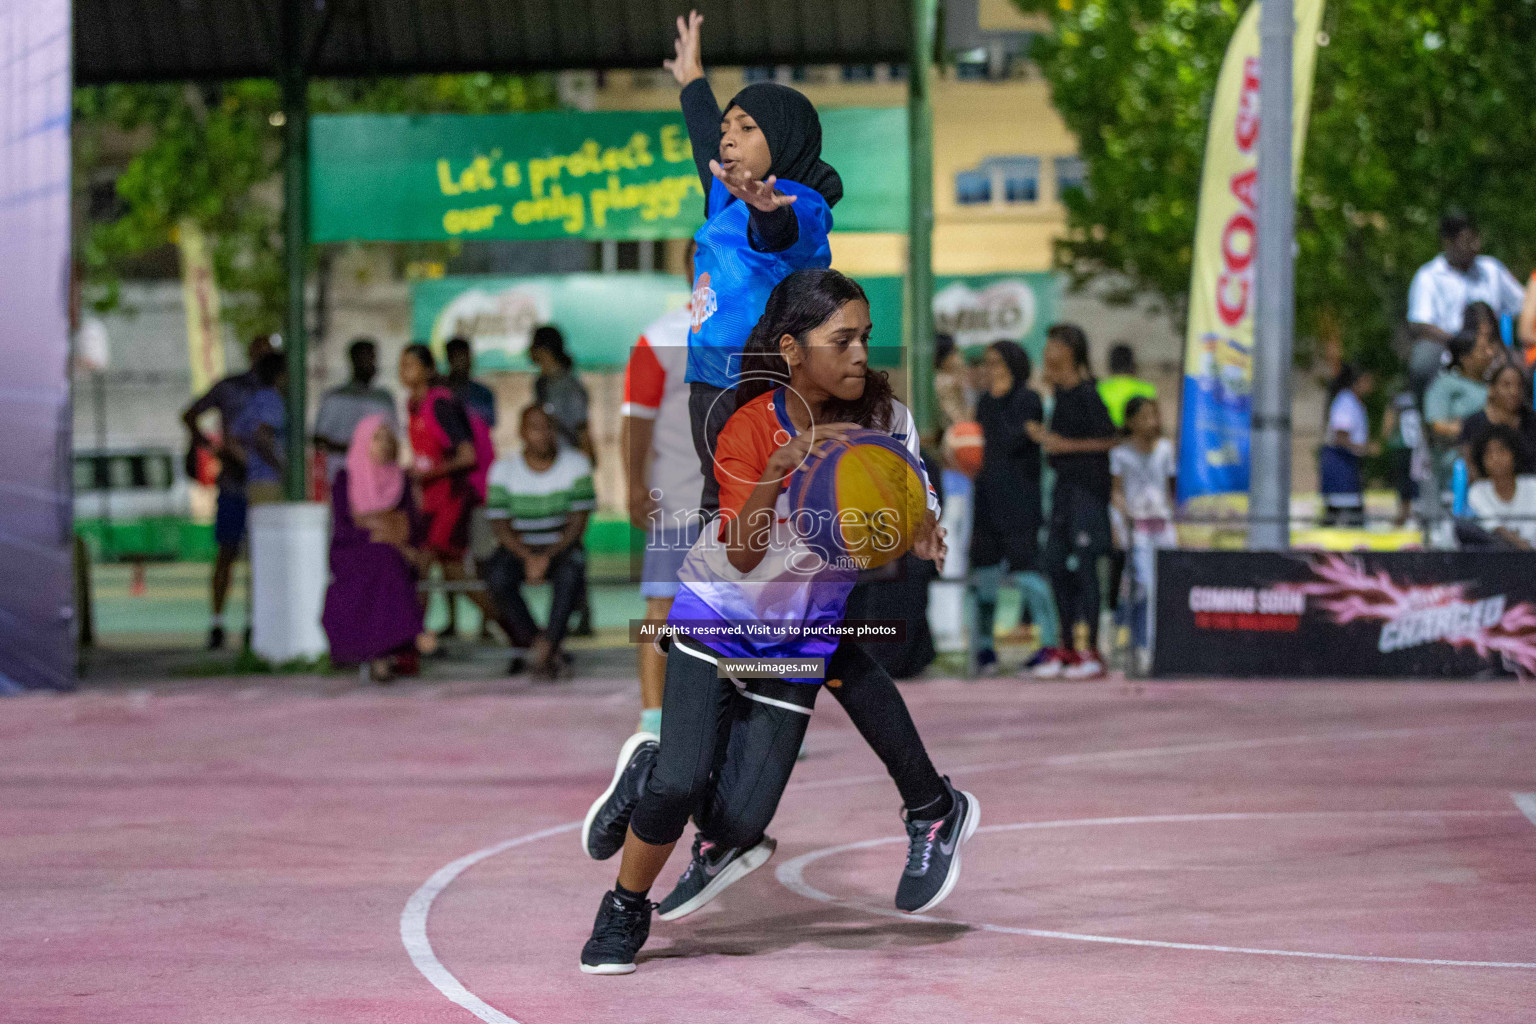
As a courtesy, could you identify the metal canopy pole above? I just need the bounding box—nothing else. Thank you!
[280,0,310,502]
[906,0,939,436]
[1248,0,1295,549]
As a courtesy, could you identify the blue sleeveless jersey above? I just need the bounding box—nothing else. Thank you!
[685,178,833,390]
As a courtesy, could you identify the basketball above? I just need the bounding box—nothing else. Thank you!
[944,420,984,478]
[788,428,928,570]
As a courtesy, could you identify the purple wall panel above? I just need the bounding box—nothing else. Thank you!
[0,0,73,691]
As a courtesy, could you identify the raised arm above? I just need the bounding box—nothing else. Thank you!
[667,11,719,197]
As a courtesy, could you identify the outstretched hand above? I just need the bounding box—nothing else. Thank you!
[710,160,797,214]
[664,10,705,86]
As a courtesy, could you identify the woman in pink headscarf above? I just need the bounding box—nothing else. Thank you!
[321,414,427,681]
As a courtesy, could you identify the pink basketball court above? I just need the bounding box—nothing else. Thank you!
[4,674,1535,1023]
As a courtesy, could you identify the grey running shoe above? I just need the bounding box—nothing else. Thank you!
[895,778,980,914]
[581,731,658,860]
[656,833,777,921]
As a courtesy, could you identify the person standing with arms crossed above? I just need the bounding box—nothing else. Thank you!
[1027,324,1119,680]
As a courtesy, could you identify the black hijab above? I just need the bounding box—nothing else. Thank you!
[990,340,1033,394]
[726,83,844,208]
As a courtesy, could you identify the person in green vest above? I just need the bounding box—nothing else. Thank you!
[1098,343,1158,429]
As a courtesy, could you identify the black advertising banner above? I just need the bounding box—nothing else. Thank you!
[1153,551,1536,678]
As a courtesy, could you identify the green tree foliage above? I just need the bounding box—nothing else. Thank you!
[1016,0,1536,372]
[75,74,559,337]
[75,80,285,337]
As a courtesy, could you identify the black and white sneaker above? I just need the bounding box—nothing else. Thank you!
[894,778,980,914]
[582,731,659,861]
[656,833,777,921]
[579,889,653,975]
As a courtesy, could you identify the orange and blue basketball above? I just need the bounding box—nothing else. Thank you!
[788,429,927,570]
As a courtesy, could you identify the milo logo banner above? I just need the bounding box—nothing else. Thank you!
[1153,551,1536,679]
[933,275,1056,360]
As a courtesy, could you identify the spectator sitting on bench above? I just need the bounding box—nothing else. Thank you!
[484,405,595,681]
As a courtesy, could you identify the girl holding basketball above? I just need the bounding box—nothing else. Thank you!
[579,270,980,975]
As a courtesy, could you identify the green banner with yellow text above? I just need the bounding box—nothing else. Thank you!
[310,109,908,243]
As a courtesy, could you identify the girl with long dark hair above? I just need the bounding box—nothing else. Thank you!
[577,269,978,975]
[1026,323,1118,679]
[1460,362,1536,480]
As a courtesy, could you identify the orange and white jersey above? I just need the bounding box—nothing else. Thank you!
[622,307,703,519]
[667,389,938,682]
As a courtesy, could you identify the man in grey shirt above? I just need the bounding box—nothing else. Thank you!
[313,338,399,482]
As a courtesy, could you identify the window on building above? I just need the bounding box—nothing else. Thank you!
[998,157,1040,203]
[108,455,134,491]
[743,66,775,84]
[146,454,172,490]
[1054,156,1088,198]
[955,168,993,206]
[956,157,1045,207]
[74,456,99,492]
[841,64,876,82]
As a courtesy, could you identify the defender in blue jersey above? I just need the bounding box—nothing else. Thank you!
[667,9,842,515]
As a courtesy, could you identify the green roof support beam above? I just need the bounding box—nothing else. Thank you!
[280,0,309,501]
[906,0,939,438]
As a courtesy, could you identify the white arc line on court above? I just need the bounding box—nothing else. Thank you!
[401,821,581,1024]
[775,811,1536,970]
[789,721,1536,793]
[405,746,1536,1020]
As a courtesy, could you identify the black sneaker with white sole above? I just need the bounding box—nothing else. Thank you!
[579,889,653,975]
[582,731,659,861]
[656,833,777,921]
[894,778,980,914]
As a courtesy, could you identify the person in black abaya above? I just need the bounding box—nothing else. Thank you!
[969,340,1044,674]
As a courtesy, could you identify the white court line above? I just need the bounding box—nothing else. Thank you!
[1514,793,1536,828]
[775,811,1536,970]
[405,733,1536,1020]
[790,722,1536,793]
[401,821,581,1024]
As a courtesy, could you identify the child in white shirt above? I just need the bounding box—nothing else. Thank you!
[1110,396,1178,659]
[1467,424,1536,550]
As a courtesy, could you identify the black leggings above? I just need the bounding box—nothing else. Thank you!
[629,638,947,849]
[1042,487,1111,651]
[483,546,585,649]
[688,382,736,517]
